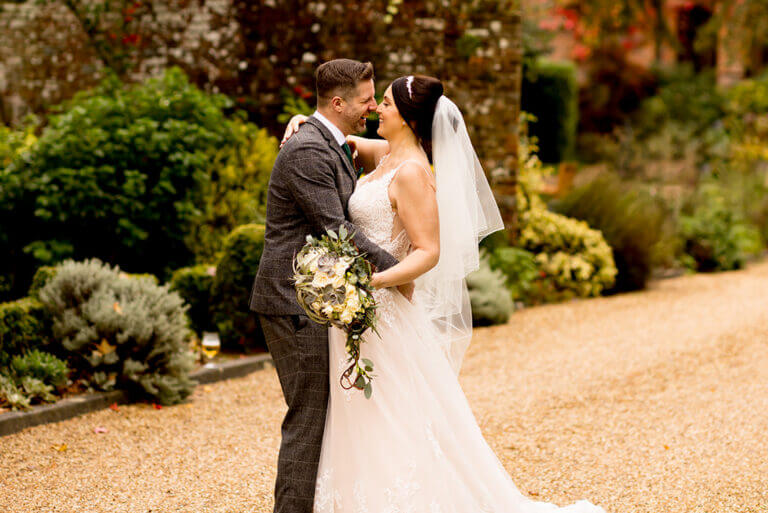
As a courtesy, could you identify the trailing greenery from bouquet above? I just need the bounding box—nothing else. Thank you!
[37,259,197,405]
[293,226,379,399]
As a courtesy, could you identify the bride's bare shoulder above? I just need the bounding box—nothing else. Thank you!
[391,159,435,191]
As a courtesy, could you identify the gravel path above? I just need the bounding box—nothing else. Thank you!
[2,260,767,513]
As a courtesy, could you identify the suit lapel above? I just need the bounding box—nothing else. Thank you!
[306,116,357,182]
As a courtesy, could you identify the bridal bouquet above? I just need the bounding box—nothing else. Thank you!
[292,226,379,399]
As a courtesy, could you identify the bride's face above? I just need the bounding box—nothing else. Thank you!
[376,85,406,140]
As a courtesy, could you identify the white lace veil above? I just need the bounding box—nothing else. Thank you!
[414,95,505,375]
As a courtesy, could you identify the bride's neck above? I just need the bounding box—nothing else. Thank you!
[386,129,423,160]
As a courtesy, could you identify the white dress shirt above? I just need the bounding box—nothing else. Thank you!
[312,110,347,147]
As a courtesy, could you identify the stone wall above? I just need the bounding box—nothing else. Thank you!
[0,0,522,231]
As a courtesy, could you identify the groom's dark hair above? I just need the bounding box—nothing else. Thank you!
[316,59,374,105]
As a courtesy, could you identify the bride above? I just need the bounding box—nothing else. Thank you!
[283,75,607,513]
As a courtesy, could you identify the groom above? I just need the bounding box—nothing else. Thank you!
[249,59,399,513]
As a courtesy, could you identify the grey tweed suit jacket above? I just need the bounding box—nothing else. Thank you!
[249,116,399,316]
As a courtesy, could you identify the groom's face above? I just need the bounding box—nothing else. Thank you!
[340,79,377,135]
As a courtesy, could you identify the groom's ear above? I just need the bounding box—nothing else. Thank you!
[330,95,345,113]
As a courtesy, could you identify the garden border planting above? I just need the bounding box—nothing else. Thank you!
[0,353,272,437]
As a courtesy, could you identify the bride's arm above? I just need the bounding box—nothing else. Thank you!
[346,135,389,174]
[369,162,439,289]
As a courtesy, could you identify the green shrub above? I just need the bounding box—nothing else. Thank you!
[521,58,578,163]
[679,183,763,272]
[38,259,197,405]
[467,252,513,326]
[0,297,51,368]
[170,264,216,336]
[10,349,69,389]
[0,349,68,411]
[28,265,58,299]
[185,119,278,262]
[211,224,266,351]
[1,67,236,298]
[516,120,617,302]
[552,175,665,292]
[489,247,539,303]
[518,208,617,301]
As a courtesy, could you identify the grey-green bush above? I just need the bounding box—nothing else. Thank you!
[38,259,197,405]
[466,252,514,326]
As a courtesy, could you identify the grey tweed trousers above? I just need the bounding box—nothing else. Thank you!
[259,312,329,513]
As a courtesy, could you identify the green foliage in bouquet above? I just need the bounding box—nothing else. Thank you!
[211,224,266,352]
[38,259,197,405]
[679,183,763,272]
[552,175,665,293]
[0,67,235,298]
[186,119,278,263]
[466,252,514,326]
[293,226,378,399]
[170,264,216,337]
[0,297,51,368]
[0,349,69,411]
[516,118,617,302]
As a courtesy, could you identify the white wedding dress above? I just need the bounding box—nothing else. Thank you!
[312,158,607,513]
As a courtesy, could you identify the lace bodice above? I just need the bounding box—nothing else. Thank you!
[347,157,413,262]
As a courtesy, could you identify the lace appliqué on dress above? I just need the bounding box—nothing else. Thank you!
[314,469,342,512]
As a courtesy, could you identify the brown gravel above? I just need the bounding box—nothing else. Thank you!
[2,260,767,513]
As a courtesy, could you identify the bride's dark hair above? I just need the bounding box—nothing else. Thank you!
[391,75,443,163]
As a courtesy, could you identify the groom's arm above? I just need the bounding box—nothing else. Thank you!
[284,149,399,272]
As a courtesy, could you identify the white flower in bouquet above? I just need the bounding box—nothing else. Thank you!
[292,226,381,399]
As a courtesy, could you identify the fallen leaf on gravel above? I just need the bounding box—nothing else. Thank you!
[109,402,120,412]
[94,426,108,434]
[51,443,67,452]
[152,403,162,410]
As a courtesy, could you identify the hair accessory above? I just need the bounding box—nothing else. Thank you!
[406,75,414,99]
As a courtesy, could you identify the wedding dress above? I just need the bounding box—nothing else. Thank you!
[312,156,607,513]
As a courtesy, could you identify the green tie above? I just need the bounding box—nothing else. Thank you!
[341,142,355,167]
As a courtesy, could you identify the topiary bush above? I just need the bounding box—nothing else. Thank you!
[0,297,51,368]
[1,67,236,298]
[211,224,266,352]
[679,183,763,272]
[521,58,578,163]
[38,259,197,405]
[466,252,514,326]
[170,264,216,336]
[551,174,665,293]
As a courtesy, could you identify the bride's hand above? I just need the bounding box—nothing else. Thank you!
[281,114,308,147]
[369,272,384,289]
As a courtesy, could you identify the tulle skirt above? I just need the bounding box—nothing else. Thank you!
[314,288,607,513]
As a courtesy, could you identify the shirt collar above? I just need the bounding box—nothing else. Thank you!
[313,110,347,146]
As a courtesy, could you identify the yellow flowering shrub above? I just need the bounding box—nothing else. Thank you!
[516,118,617,302]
